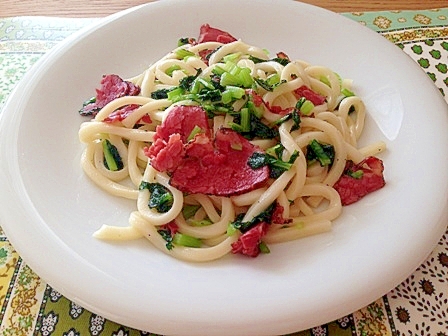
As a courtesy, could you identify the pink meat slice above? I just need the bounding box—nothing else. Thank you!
[197,24,237,44]
[80,74,140,116]
[170,128,269,196]
[154,105,211,143]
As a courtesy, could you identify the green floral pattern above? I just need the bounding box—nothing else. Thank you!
[0,8,447,336]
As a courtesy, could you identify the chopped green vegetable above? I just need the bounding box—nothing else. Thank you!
[239,108,251,132]
[187,125,203,141]
[182,204,200,219]
[266,143,285,158]
[272,107,301,131]
[202,103,234,116]
[307,139,334,166]
[151,88,170,99]
[79,96,98,116]
[248,55,270,64]
[271,57,290,66]
[258,241,270,254]
[221,90,233,104]
[197,77,216,91]
[188,219,213,227]
[348,169,364,179]
[226,223,238,236]
[239,68,254,88]
[254,77,273,91]
[248,55,289,66]
[250,115,279,139]
[173,233,202,248]
[197,88,222,102]
[139,182,174,213]
[177,37,191,46]
[212,61,253,88]
[341,88,355,97]
[220,71,240,87]
[230,109,279,139]
[230,203,276,232]
[254,76,285,92]
[246,99,263,119]
[294,97,314,116]
[165,64,181,76]
[223,52,242,63]
[167,87,185,101]
[247,150,299,178]
[299,99,315,115]
[179,69,202,91]
[102,139,123,171]
[247,152,269,169]
[157,228,174,250]
[267,73,281,86]
[222,86,245,103]
[211,65,226,76]
[319,75,331,87]
[175,48,195,59]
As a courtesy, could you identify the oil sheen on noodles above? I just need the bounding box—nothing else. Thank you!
[78,37,386,262]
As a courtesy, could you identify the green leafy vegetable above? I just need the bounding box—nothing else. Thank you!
[79,96,98,116]
[299,99,315,115]
[151,88,170,99]
[175,48,195,59]
[172,233,202,248]
[266,143,285,158]
[254,76,285,92]
[248,55,290,66]
[230,203,276,232]
[212,61,254,88]
[182,204,200,219]
[187,125,204,141]
[250,115,279,139]
[258,241,271,254]
[139,182,174,213]
[157,228,174,250]
[188,219,213,227]
[247,150,299,178]
[102,139,123,171]
[341,88,355,97]
[347,169,364,179]
[177,37,193,46]
[165,65,182,76]
[306,139,334,166]
[272,106,301,131]
[179,69,203,91]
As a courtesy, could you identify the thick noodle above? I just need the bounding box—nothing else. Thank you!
[78,38,385,261]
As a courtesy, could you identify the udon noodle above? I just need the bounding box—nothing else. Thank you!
[78,30,386,262]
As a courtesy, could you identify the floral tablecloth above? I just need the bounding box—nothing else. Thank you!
[0,7,447,336]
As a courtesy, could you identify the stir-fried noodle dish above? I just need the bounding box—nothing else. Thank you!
[78,24,386,262]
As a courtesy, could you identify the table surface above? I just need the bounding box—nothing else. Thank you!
[2,0,448,17]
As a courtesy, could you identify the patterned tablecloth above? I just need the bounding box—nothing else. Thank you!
[0,7,447,336]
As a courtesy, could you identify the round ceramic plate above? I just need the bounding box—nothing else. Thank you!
[1,1,447,335]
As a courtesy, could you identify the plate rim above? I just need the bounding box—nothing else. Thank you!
[1,1,447,335]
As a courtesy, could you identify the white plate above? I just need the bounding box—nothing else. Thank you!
[1,1,447,335]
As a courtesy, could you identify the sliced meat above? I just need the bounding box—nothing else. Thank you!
[80,74,140,116]
[145,134,185,173]
[103,104,152,124]
[294,85,326,106]
[231,222,269,257]
[170,128,269,196]
[333,156,386,205]
[197,24,237,44]
[271,203,292,224]
[154,105,211,143]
